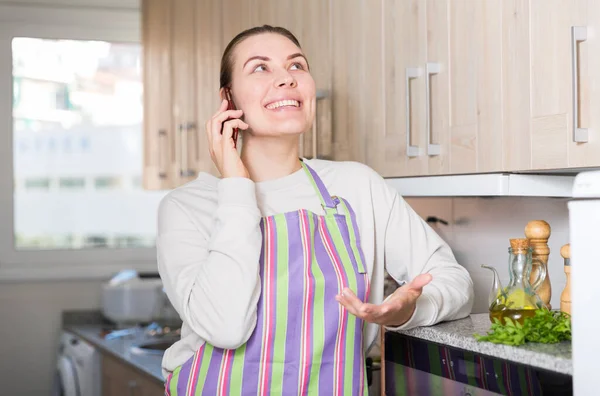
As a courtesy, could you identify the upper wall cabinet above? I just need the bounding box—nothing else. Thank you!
[142,0,220,190]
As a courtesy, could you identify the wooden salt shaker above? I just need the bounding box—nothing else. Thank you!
[560,243,571,315]
[525,220,552,309]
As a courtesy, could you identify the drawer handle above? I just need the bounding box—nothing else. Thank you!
[406,67,422,158]
[426,62,441,156]
[179,122,196,177]
[158,129,167,179]
[571,26,588,143]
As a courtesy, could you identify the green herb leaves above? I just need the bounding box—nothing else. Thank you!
[474,310,571,346]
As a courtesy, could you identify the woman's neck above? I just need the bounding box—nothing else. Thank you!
[240,135,302,182]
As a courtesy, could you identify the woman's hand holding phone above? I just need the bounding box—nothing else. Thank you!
[205,99,249,178]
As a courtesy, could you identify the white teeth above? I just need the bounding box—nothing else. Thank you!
[266,99,300,109]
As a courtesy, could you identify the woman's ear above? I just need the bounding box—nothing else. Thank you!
[219,87,228,102]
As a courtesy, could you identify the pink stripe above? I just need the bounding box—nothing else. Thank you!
[259,217,274,395]
[299,210,314,395]
[318,217,348,396]
[218,350,234,396]
[164,373,172,396]
[186,344,204,396]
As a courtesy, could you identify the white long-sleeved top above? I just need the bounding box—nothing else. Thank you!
[157,159,474,377]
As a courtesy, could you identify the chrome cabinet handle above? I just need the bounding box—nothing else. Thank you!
[405,67,422,157]
[158,129,167,179]
[426,62,441,156]
[571,26,588,143]
[128,380,137,396]
[179,122,196,177]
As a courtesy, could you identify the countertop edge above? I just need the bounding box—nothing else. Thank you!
[391,315,572,376]
[65,325,166,385]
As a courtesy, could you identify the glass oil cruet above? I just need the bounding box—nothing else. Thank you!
[481,238,547,325]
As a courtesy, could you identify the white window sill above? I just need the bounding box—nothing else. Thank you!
[0,261,158,282]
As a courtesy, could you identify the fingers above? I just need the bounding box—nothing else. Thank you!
[404,273,433,294]
[336,288,386,324]
[221,118,249,142]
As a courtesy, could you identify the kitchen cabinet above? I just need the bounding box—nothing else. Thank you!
[449,0,503,174]
[503,0,600,172]
[102,353,164,396]
[142,0,600,188]
[142,0,220,190]
[378,0,450,177]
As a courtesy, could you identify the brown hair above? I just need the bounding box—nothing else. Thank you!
[220,25,302,89]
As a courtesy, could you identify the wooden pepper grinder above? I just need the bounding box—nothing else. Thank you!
[524,220,552,309]
[560,243,571,315]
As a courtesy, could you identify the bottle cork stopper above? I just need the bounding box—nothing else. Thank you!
[510,238,530,252]
[524,220,551,240]
[560,243,571,260]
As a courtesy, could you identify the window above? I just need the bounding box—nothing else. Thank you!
[11,37,166,251]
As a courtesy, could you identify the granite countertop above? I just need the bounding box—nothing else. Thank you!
[393,313,572,375]
[66,325,167,384]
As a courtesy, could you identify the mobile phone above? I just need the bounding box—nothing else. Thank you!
[224,88,239,147]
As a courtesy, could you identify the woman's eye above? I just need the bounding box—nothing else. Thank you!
[253,64,267,73]
[290,62,304,71]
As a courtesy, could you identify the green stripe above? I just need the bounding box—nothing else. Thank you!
[325,214,359,395]
[464,352,478,387]
[493,360,507,395]
[394,363,406,395]
[269,214,289,395]
[518,365,528,394]
[301,162,327,208]
[195,344,214,395]
[228,345,247,396]
[427,344,442,377]
[169,367,180,396]
[338,200,366,273]
[308,212,326,395]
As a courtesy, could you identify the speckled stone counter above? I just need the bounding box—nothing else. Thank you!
[393,313,572,375]
[66,325,167,384]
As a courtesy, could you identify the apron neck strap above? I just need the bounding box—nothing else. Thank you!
[300,160,339,213]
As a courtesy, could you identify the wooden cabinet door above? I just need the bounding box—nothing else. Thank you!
[569,0,600,167]
[102,354,164,396]
[142,0,174,190]
[331,0,384,169]
[171,0,199,184]
[380,0,424,177]
[528,0,577,170]
[425,0,450,175]
[195,0,223,177]
[448,0,503,174]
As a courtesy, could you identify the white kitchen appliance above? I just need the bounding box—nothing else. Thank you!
[568,170,600,396]
[53,331,101,396]
[102,269,179,325]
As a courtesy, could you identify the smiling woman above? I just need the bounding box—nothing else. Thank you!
[157,25,474,396]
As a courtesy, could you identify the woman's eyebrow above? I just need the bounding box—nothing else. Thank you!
[243,55,270,68]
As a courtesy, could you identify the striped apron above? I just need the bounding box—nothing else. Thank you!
[165,161,371,395]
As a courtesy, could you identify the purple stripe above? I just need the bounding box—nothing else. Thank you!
[203,349,225,393]
[281,211,304,391]
[340,198,368,271]
[176,346,203,394]
[240,220,267,395]
[303,163,336,208]
[313,217,340,395]
[262,216,278,394]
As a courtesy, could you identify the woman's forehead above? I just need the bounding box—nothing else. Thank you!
[233,33,302,63]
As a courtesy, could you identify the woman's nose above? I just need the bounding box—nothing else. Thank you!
[275,72,297,88]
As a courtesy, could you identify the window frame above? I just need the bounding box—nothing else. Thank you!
[0,3,159,281]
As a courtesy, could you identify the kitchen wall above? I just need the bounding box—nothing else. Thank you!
[406,196,570,314]
[0,1,137,396]
[0,280,104,396]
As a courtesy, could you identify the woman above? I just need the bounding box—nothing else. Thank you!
[158,25,474,395]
